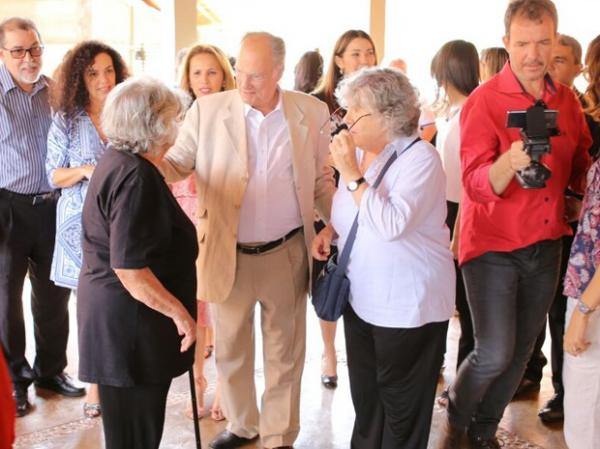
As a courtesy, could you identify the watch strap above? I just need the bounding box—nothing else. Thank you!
[347,177,366,191]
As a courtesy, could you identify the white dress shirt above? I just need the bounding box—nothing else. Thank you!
[330,135,456,328]
[435,106,463,203]
[238,93,303,243]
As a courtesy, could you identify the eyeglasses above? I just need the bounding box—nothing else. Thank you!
[319,106,372,139]
[1,45,44,59]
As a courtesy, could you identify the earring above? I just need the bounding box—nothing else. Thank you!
[339,67,344,76]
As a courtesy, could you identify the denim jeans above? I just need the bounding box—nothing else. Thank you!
[448,239,562,439]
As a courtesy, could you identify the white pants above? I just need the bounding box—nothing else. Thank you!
[564,297,600,449]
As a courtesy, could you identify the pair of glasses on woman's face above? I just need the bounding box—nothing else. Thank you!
[319,106,372,140]
[1,45,44,59]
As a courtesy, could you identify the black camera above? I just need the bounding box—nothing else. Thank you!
[506,100,559,189]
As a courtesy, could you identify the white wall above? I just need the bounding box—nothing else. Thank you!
[198,0,372,89]
[384,0,600,103]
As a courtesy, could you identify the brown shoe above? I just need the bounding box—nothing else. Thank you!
[435,417,466,449]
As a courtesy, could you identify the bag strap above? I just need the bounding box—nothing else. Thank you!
[335,137,421,271]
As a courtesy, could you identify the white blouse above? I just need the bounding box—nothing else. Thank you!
[330,135,456,328]
[435,106,463,204]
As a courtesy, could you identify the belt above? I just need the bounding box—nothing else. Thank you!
[237,227,302,255]
[0,188,57,206]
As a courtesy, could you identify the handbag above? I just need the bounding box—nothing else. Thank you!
[311,137,421,321]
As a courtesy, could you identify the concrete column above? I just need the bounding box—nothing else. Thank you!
[370,0,386,61]
[174,0,198,52]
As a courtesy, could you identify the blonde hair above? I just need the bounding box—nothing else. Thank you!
[179,44,235,98]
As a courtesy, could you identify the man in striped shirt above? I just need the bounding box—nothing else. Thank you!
[0,17,83,418]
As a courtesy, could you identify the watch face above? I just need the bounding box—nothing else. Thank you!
[348,181,358,191]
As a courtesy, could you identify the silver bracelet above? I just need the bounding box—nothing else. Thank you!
[577,299,596,315]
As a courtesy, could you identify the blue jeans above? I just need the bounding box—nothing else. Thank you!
[448,239,562,439]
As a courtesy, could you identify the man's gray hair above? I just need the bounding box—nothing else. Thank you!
[336,67,421,139]
[241,31,286,69]
[102,77,188,156]
[557,34,583,65]
[0,17,41,47]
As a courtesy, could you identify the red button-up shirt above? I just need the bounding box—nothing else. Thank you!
[459,63,592,265]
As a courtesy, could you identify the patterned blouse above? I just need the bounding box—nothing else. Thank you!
[564,158,600,299]
[46,109,107,289]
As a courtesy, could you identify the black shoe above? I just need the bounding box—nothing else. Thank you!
[469,436,501,449]
[538,393,564,423]
[35,372,85,397]
[209,430,258,449]
[14,387,32,417]
[512,377,540,400]
[320,374,338,389]
[435,417,466,449]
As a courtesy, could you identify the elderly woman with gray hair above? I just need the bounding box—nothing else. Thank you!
[312,67,455,449]
[77,77,197,449]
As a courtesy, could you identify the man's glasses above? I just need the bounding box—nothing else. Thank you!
[319,106,372,140]
[1,45,44,60]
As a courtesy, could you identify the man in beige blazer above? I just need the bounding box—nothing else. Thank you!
[161,32,334,449]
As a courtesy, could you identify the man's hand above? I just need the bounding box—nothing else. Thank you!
[489,140,531,195]
[312,225,335,261]
[507,141,531,172]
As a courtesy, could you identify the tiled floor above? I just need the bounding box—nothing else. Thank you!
[13,282,567,448]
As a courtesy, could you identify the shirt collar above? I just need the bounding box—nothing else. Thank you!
[243,88,283,119]
[363,134,420,180]
[0,62,48,95]
[496,61,557,97]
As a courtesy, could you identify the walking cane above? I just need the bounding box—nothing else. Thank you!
[188,367,202,449]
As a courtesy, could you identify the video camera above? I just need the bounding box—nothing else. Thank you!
[506,100,559,189]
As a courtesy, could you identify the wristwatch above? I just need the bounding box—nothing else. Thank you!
[347,177,366,192]
[577,298,597,315]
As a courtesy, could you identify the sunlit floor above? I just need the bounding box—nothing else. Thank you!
[14,281,567,449]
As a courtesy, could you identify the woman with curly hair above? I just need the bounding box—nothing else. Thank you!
[172,43,235,422]
[45,40,128,418]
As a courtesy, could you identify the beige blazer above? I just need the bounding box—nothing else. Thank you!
[161,89,335,303]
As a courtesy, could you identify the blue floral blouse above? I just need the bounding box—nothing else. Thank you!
[46,109,107,289]
[564,158,600,299]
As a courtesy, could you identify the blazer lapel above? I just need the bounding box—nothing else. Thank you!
[282,91,309,184]
[223,93,248,170]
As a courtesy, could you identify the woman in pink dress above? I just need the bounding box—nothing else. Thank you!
[173,44,235,420]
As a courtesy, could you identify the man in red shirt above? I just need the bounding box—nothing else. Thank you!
[516,33,590,425]
[436,1,592,448]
